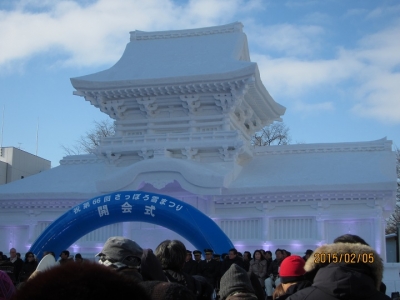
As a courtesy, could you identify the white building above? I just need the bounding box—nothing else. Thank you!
[0,147,51,185]
[0,23,397,286]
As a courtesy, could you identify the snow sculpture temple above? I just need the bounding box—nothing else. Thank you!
[0,23,397,260]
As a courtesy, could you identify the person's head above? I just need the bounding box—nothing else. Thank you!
[60,250,70,260]
[253,250,263,261]
[243,251,251,261]
[275,249,283,260]
[155,240,186,271]
[16,252,21,259]
[75,253,83,263]
[279,255,306,284]
[25,251,35,263]
[304,249,313,260]
[204,249,213,261]
[265,250,272,260]
[333,234,369,246]
[185,250,192,262]
[97,237,143,270]
[12,262,150,300]
[213,254,221,261]
[9,248,16,259]
[228,248,238,260]
[193,250,202,261]
[282,249,288,258]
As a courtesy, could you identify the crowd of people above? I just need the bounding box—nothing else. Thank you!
[0,234,392,300]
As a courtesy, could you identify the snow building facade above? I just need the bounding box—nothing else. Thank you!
[0,23,397,263]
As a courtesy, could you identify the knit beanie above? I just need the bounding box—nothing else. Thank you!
[279,255,305,283]
[0,270,16,300]
[219,264,255,300]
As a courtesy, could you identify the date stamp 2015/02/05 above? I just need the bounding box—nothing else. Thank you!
[314,253,374,264]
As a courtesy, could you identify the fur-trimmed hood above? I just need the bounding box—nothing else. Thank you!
[304,242,383,290]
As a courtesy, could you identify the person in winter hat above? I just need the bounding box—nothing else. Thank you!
[272,256,311,300]
[96,236,143,282]
[286,242,390,300]
[219,264,257,300]
[332,234,387,294]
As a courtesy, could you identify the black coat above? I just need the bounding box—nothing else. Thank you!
[163,269,213,300]
[221,256,245,276]
[287,263,390,300]
[267,258,282,277]
[19,260,38,282]
[2,258,23,284]
[198,259,219,286]
[183,259,198,276]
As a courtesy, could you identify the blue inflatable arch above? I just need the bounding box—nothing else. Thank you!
[30,191,234,259]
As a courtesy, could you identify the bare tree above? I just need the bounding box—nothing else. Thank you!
[252,122,291,146]
[61,119,115,155]
[385,147,400,234]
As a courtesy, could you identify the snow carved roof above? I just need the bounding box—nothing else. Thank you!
[0,139,396,200]
[71,22,255,88]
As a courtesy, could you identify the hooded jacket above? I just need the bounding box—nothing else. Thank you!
[286,242,390,300]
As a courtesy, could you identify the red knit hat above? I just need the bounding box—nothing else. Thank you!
[279,255,306,283]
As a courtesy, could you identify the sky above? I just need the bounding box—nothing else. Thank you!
[0,0,399,167]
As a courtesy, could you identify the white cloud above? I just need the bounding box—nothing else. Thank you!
[253,21,400,123]
[344,8,368,18]
[247,23,324,56]
[301,12,331,25]
[366,4,400,19]
[284,0,320,9]
[348,24,400,123]
[294,101,334,113]
[253,53,362,96]
[355,25,400,69]
[0,0,255,68]
[352,72,400,123]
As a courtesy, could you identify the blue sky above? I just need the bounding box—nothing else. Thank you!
[0,0,399,167]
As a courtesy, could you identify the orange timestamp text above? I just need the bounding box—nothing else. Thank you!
[314,252,374,264]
